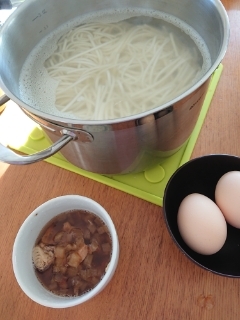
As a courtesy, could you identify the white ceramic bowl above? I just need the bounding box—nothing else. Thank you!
[12,195,119,308]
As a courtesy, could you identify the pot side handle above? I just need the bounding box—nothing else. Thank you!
[0,94,10,106]
[0,134,73,165]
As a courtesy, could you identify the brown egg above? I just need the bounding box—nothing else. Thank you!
[177,193,227,255]
[215,171,240,228]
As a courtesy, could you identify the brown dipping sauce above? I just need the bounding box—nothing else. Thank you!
[32,209,112,297]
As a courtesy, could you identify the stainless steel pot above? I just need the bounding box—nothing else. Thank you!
[0,0,229,174]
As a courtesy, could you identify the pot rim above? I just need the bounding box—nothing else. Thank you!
[0,0,230,126]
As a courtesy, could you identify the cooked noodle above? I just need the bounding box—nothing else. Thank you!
[44,21,202,120]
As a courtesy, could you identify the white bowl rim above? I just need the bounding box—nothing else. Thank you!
[12,195,119,308]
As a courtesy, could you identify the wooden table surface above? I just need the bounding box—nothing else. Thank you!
[0,0,240,319]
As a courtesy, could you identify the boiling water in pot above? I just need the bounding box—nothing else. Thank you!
[19,8,211,121]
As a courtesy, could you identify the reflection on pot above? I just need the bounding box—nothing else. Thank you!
[0,0,229,174]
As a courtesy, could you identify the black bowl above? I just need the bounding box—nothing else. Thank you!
[163,154,240,277]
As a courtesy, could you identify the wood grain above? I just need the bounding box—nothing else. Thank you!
[0,1,240,319]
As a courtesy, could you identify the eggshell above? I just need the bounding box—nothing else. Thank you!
[177,193,227,255]
[215,171,240,228]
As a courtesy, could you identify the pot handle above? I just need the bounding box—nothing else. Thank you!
[0,94,10,106]
[0,134,74,165]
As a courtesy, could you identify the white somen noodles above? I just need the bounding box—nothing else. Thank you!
[44,22,201,120]
[19,10,211,120]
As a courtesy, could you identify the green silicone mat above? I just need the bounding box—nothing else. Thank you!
[5,64,223,206]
